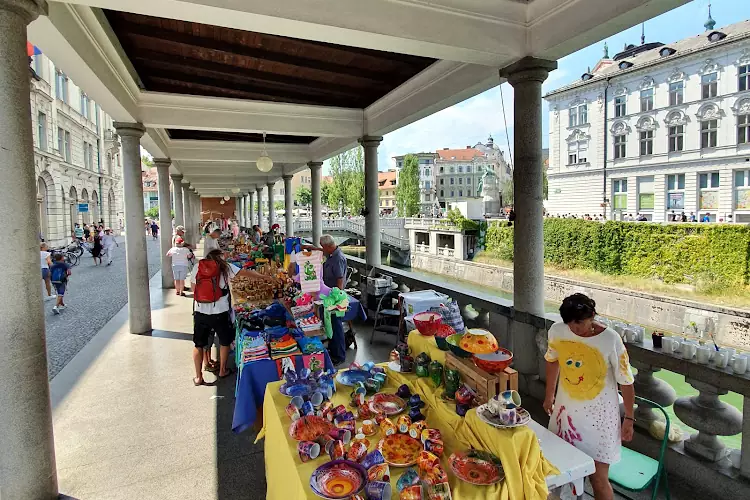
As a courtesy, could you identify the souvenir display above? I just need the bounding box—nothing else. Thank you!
[377,433,423,467]
[397,415,412,434]
[351,434,370,448]
[335,369,371,387]
[408,421,428,440]
[347,441,368,462]
[396,467,421,491]
[417,451,441,475]
[408,407,426,423]
[361,449,386,470]
[423,465,449,487]
[309,460,367,499]
[458,329,499,354]
[442,368,461,400]
[413,311,442,336]
[361,420,376,436]
[327,439,345,460]
[370,393,407,416]
[434,324,456,351]
[472,347,513,374]
[400,484,424,500]
[285,403,301,421]
[429,360,444,387]
[400,356,415,373]
[454,385,477,405]
[379,418,397,436]
[298,441,321,463]
[328,428,351,444]
[449,450,505,486]
[289,415,334,441]
[420,428,442,444]
[445,334,472,358]
[316,434,335,456]
[364,480,392,500]
[476,404,531,429]
[367,463,391,482]
[415,352,431,377]
[408,394,425,409]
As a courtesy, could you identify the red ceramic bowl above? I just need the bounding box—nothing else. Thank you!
[472,348,513,374]
[414,312,442,336]
[434,324,455,339]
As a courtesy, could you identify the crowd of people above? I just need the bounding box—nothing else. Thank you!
[546,211,720,222]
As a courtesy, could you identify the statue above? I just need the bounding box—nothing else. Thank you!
[479,169,501,216]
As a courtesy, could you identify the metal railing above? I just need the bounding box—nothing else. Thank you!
[293,218,409,250]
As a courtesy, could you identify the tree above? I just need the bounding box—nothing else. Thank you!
[141,155,153,168]
[395,153,420,216]
[145,207,159,218]
[501,176,514,207]
[274,200,285,211]
[327,146,365,214]
[543,168,549,201]
[296,185,312,207]
[320,181,331,209]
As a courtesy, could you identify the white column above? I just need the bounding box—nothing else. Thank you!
[248,191,255,227]
[114,121,152,334]
[154,159,173,289]
[256,186,263,230]
[237,196,244,227]
[182,182,192,245]
[192,189,201,239]
[361,137,383,266]
[309,161,323,246]
[171,173,184,227]
[0,1,59,498]
[267,181,275,229]
[283,174,294,236]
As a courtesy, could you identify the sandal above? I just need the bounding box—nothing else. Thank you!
[204,364,219,373]
[219,368,236,379]
[193,377,204,386]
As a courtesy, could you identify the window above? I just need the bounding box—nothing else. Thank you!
[55,71,68,103]
[458,166,463,173]
[458,178,462,185]
[701,120,718,148]
[739,115,750,144]
[450,167,454,173]
[614,135,626,159]
[740,65,750,92]
[424,181,431,189]
[450,190,454,197]
[699,172,720,189]
[64,131,71,162]
[667,174,685,190]
[639,131,653,156]
[89,143,95,170]
[425,194,430,202]
[614,96,626,117]
[450,178,454,185]
[638,176,655,210]
[466,178,471,185]
[440,179,444,185]
[425,168,430,176]
[57,127,63,153]
[466,166,471,173]
[569,103,588,127]
[701,73,717,99]
[735,171,750,210]
[80,94,90,119]
[668,125,684,152]
[613,179,627,209]
[33,54,43,78]
[640,88,653,112]
[83,141,89,169]
[439,167,444,173]
[37,112,47,151]
[666,174,685,210]
[440,190,444,197]
[567,140,588,164]
[458,190,463,197]
[669,81,683,106]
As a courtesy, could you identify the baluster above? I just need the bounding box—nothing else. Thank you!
[629,361,677,432]
[674,378,742,462]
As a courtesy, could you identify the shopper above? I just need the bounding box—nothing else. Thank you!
[40,243,55,300]
[167,237,193,296]
[73,223,84,242]
[101,228,118,266]
[189,249,239,384]
[203,227,221,257]
[320,234,347,365]
[50,253,71,314]
[150,220,159,240]
[251,225,262,244]
[543,293,635,500]
[91,231,103,266]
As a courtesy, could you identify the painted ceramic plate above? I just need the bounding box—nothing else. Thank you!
[459,329,499,354]
[289,415,334,441]
[476,405,531,429]
[377,433,423,467]
[370,393,406,416]
[335,369,371,386]
[310,459,367,499]
[449,450,505,486]
[279,383,314,398]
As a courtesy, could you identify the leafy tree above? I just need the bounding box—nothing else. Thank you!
[141,155,153,168]
[328,146,365,214]
[274,200,285,211]
[395,153,420,216]
[320,181,331,209]
[501,176,514,207]
[543,168,549,201]
[145,207,159,218]
[296,185,312,207]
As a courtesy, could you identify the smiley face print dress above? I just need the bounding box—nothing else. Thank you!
[544,322,634,464]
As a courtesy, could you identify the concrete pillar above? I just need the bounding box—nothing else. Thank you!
[309,161,323,246]
[192,189,201,238]
[0,1,59,498]
[182,182,192,246]
[267,181,275,229]
[171,173,184,227]
[361,137,383,266]
[154,159,173,289]
[256,186,263,231]
[247,191,254,227]
[283,174,294,236]
[114,121,152,334]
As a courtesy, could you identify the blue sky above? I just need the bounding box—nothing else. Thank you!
[347,0,747,173]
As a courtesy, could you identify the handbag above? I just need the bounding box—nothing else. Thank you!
[429,299,465,334]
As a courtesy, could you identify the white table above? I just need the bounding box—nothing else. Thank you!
[528,419,596,497]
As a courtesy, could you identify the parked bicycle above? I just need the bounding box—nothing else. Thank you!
[51,246,79,267]
[66,239,85,257]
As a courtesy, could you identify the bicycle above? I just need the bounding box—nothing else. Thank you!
[66,239,85,257]
[51,247,80,267]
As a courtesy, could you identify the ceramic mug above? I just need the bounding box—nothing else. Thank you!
[455,403,470,417]
[426,482,452,499]
[424,465,449,486]
[347,441,368,462]
[397,415,412,434]
[400,355,415,372]
[396,384,412,399]
[496,390,522,409]
[328,428,351,444]
[367,463,390,482]
[696,345,713,364]
[327,439,345,460]
[423,438,444,456]
[455,385,476,405]
[362,361,376,372]
[310,391,324,407]
[373,372,387,384]
[362,419,376,435]
[297,440,320,462]
[680,342,697,360]
[733,354,749,375]
[396,467,421,491]
[365,481,392,500]
[408,421,428,439]
[351,434,370,448]
[499,406,517,425]
[661,337,678,354]
[421,428,442,444]
[400,485,424,500]
[361,449,385,470]
[290,395,305,409]
[285,403,300,421]
[417,450,441,476]
[301,401,315,416]
[714,348,733,368]
[380,418,397,436]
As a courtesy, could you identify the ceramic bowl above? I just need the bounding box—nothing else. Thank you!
[310,459,367,499]
[435,336,450,351]
[445,334,472,358]
[459,329,499,354]
[473,348,514,374]
[413,312,442,336]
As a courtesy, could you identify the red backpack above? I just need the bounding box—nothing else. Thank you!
[194,259,224,303]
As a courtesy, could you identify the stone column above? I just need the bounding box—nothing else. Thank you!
[283,174,294,236]
[360,137,383,266]
[267,181,275,229]
[192,189,201,238]
[115,122,152,334]
[182,182,192,245]
[309,161,323,246]
[0,1,59,498]
[247,191,255,227]
[171,173,184,227]
[256,186,263,231]
[154,158,173,289]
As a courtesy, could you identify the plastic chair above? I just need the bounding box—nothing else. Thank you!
[370,290,400,344]
[608,396,671,500]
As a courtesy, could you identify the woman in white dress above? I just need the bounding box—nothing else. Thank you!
[543,293,635,500]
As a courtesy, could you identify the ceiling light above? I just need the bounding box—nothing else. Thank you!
[223,195,230,201]
[220,199,225,205]
[232,187,241,194]
[256,132,273,172]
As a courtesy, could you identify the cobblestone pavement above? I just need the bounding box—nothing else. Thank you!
[44,234,163,379]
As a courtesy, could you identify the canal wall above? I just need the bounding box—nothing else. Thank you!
[410,253,750,351]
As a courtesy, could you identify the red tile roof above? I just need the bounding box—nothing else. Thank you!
[436,147,485,161]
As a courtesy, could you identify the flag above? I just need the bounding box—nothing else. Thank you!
[26,42,41,57]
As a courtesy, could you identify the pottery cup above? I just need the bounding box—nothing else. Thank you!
[297,440,320,463]
[696,345,713,364]
[361,449,385,469]
[365,481,392,500]
[733,354,749,375]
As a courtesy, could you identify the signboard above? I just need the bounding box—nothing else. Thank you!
[77,203,89,213]
[667,193,684,210]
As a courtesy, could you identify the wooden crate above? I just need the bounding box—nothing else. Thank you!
[444,352,499,405]
[497,367,518,392]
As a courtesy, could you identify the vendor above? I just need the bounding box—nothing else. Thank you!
[320,234,347,365]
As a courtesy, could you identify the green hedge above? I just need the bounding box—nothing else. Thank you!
[485,220,750,287]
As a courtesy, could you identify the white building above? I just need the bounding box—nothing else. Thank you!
[545,18,750,222]
[393,152,437,215]
[30,50,124,246]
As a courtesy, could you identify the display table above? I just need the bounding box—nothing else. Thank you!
[258,365,559,499]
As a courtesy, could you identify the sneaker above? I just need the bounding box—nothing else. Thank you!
[52,306,59,315]
[44,295,54,301]
[59,305,66,311]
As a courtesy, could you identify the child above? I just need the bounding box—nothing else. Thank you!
[49,253,71,314]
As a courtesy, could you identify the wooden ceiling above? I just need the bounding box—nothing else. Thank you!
[166,129,317,143]
[104,11,436,109]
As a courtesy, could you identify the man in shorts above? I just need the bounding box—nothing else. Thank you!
[50,253,71,314]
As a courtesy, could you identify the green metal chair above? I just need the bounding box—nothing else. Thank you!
[608,396,671,500]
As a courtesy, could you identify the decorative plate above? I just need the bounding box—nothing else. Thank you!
[370,393,406,416]
[475,405,531,429]
[449,450,505,486]
[377,433,423,467]
[289,415,334,441]
[310,460,367,499]
[335,369,371,387]
[279,383,315,398]
[459,329,499,354]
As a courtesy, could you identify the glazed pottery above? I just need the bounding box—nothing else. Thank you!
[476,404,530,429]
[299,367,311,380]
[284,369,298,384]
[423,465,449,486]
[351,434,370,448]
[408,408,425,423]
[328,428,352,444]
[414,311,442,336]
[297,440,321,463]
[374,412,387,425]
[454,385,476,405]
[285,403,301,421]
[421,428,442,443]
[429,361,444,387]
[423,438,444,457]
[367,463,391,482]
[378,433,423,467]
[336,419,356,432]
[417,450,441,476]
[449,450,504,485]
[347,441,368,462]
[435,336,450,351]
[316,434,335,455]
[289,415,334,441]
[361,419,376,435]
[301,401,314,416]
[416,352,431,365]
[400,484,424,500]
[364,379,381,394]
[397,415,412,434]
[379,418,397,436]
[455,403,470,417]
[459,329,499,354]
[445,334,471,358]
[371,393,407,415]
[396,384,412,399]
[408,394,425,409]
[396,467,421,491]
[415,364,429,378]
[373,372,387,384]
[290,395,305,409]
[408,421,428,439]
[400,356,415,372]
[361,449,386,470]
[335,369,371,386]
[309,460,367,499]
[472,348,514,374]
[389,349,400,362]
[364,480,391,500]
[426,482,452,499]
[328,439,345,460]
[494,390,522,409]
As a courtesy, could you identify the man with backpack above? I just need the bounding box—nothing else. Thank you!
[50,253,71,314]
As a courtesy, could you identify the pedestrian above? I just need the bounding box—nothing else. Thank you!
[252,225,262,244]
[203,227,222,257]
[101,227,118,266]
[145,220,151,237]
[150,220,159,240]
[73,223,84,242]
[190,249,239,384]
[320,234,348,365]
[167,237,193,296]
[50,253,72,314]
[91,231,103,266]
[83,224,91,241]
[40,243,55,301]
[690,212,696,222]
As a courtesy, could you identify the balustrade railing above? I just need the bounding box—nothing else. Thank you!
[416,243,429,253]
[292,219,409,250]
